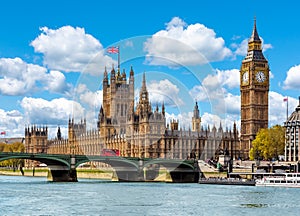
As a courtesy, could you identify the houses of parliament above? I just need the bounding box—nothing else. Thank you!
[25,20,269,161]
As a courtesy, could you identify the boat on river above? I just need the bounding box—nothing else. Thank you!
[199,177,256,186]
[255,173,300,188]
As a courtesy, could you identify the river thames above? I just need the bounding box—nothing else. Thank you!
[0,175,299,216]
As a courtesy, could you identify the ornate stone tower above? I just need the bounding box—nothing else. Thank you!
[98,66,135,137]
[25,126,48,153]
[68,118,86,154]
[240,19,269,158]
[126,73,166,158]
[192,101,201,132]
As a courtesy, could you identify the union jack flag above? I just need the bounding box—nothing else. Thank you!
[107,46,119,54]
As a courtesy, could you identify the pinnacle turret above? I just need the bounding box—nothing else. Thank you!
[193,101,200,118]
[249,17,261,43]
[142,72,147,92]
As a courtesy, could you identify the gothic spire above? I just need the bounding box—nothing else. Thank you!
[249,17,261,43]
[142,72,147,91]
[57,126,62,140]
[137,72,150,117]
[104,66,107,77]
[193,101,200,118]
[130,65,134,77]
[103,66,108,83]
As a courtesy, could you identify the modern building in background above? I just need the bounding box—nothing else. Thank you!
[284,97,300,161]
[240,19,270,159]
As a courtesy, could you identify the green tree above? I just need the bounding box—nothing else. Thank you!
[0,142,25,169]
[250,125,285,161]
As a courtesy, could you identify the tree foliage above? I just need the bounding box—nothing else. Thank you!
[250,125,285,161]
[0,142,25,168]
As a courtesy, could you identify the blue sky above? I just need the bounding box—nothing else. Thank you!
[0,0,299,138]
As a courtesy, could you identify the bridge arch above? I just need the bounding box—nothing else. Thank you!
[0,153,70,167]
[143,159,195,170]
[143,159,198,183]
[75,156,142,182]
[75,156,139,169]
[0,153,76,182]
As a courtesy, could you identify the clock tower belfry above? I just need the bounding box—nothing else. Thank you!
[240,19,269,158]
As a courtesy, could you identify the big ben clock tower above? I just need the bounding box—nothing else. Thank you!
[240,19,269,158]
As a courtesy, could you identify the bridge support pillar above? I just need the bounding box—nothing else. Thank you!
[47,166,78,182]
[169,161,200,183]
[144,164,160,181]
[116,170,145,182]
[111,158,145,182]
[169,170,199,183]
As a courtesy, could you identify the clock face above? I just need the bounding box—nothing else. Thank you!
[255,71,266,83]
[242,71,249,84]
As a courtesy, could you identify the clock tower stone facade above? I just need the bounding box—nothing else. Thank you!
[240,19,269,158]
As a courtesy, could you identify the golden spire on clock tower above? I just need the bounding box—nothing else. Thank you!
[240,18,269,159]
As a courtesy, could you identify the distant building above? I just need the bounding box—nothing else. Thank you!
[25,66,239,161]
[25,126,47,153]
[0,137,24,144]
[284,97,300,161]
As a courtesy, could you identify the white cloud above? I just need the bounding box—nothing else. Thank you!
[165,111,239,132]
[233,38,248,56]
[269,91,298,126]
[21,97,84,125]
[147,79,184,106]
[44,70,71,94]
[165,111,193,130]
[76,84,103,109]
[0,57,70,95]
[189,69,240,115]
[31,26,115,75]
[201,112,240,132]
[233,38,272,56]
[144,17,232,66]
[189,85,208,102]
[194,69,240,96]
[215,69,240,89]
[0,109,24,137]
[283,65,300,89]
[224,93,240,115]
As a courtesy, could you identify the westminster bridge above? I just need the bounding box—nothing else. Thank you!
[0,152,199,183]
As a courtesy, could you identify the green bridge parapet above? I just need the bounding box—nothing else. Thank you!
[0,153,199,183]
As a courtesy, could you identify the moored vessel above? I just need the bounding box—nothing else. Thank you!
[255,173,300,187]
[199,177,256,186]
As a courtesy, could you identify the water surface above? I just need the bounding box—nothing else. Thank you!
[0,175,299,215]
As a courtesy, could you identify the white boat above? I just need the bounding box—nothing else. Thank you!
[256,173,300,188]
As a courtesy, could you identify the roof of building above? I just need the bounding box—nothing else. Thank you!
[249,18,261,43]
[0,137,25,144]
[286,97,300,123]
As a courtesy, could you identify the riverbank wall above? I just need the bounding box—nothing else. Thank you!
[0,168,175,181]
[0,168,114,180]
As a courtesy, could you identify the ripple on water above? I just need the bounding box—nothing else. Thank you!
[1,176,300,216]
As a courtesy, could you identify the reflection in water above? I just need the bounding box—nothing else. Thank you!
[241,203,268,208]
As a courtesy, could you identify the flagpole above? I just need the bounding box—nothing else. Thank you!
[118,45,120,71]
[287,96,288,121]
